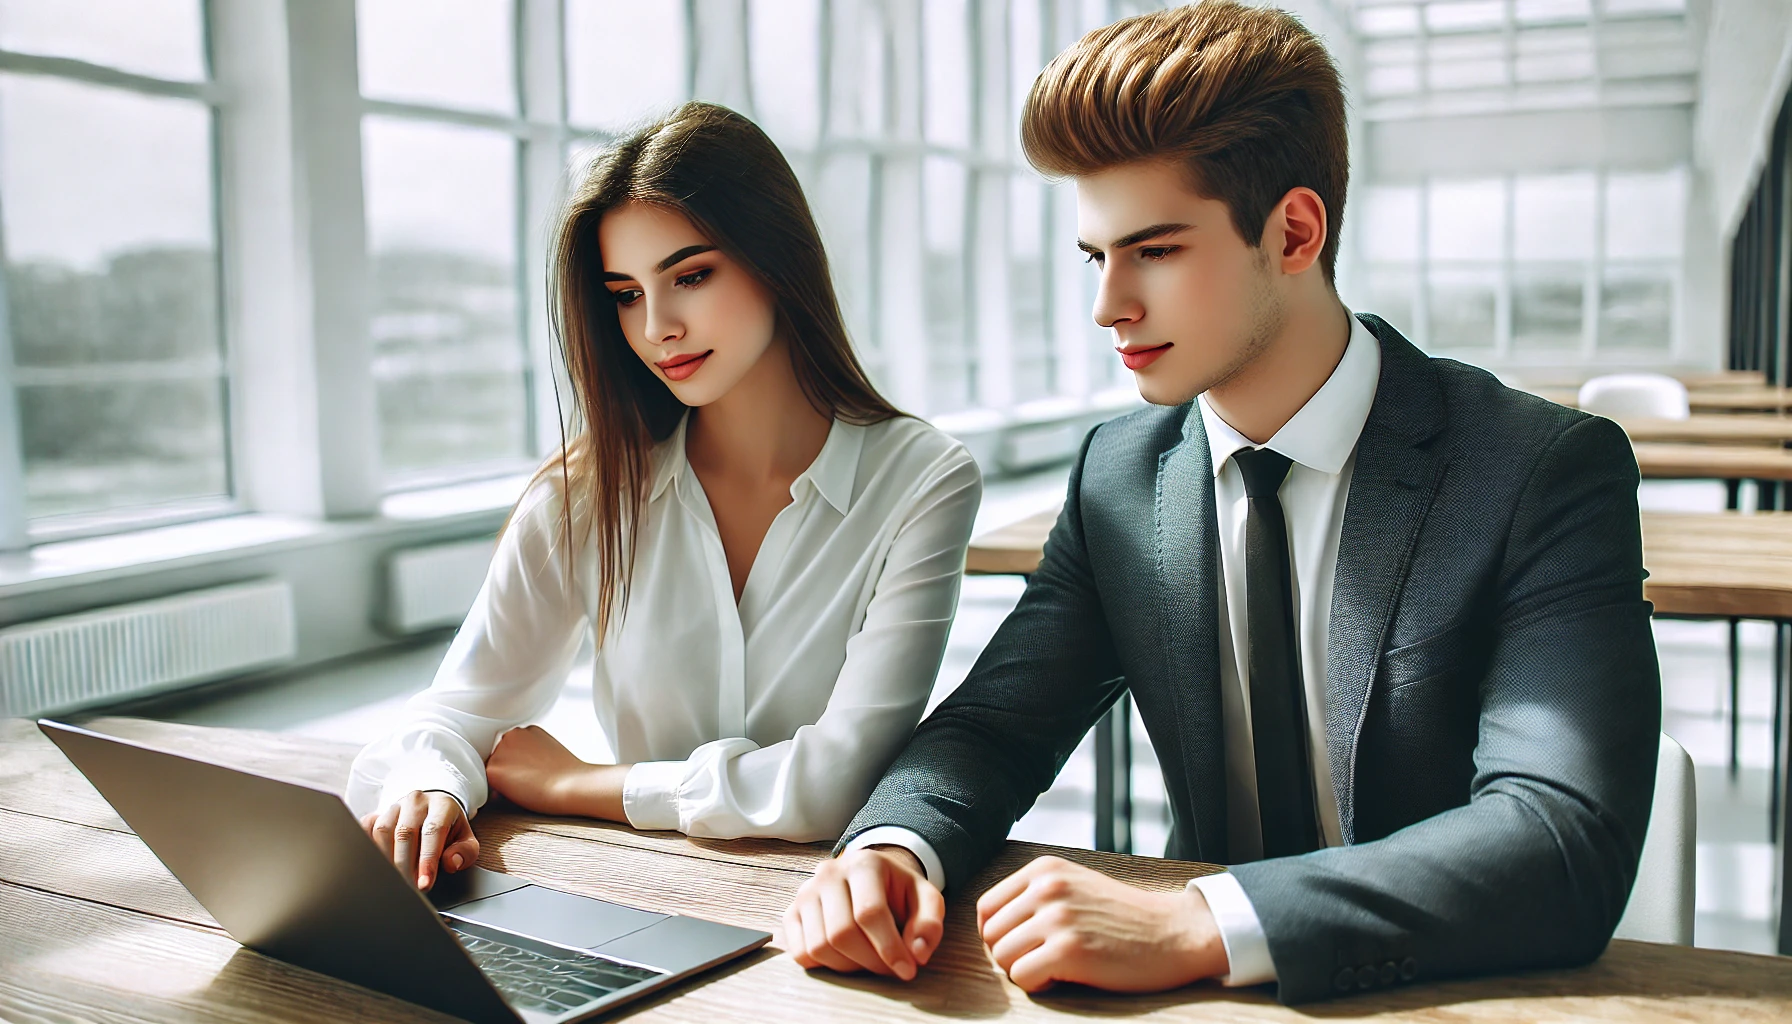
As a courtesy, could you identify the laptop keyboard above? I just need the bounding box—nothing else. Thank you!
[449,921,663,1015]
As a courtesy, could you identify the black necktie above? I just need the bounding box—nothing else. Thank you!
[1233,446,1321,859]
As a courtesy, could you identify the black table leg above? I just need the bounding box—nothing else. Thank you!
[1093,693,1133,855]
[1732,618,1744,777]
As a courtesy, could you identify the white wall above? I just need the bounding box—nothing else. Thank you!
[1694,0,1792,239]
[1369,106,1694,182]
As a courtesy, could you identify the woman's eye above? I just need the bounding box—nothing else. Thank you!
[675,268,713,288]
[610,289,643,306]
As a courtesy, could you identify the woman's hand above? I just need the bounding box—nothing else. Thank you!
[485,724,630,821]
[359,790,479,891]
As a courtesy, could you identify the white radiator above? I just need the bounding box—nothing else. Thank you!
[383,537,495,635]
[0,578,297,717]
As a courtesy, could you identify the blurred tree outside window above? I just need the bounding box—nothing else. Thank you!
[0,1,228,523]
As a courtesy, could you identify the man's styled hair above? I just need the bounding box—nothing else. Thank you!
[1021,0,1349,283]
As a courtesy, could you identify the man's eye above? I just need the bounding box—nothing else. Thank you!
[1083,252,1104,266]
[611,289,642,306]
[1140,246,1177,261]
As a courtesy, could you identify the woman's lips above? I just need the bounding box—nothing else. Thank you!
[656,350,712,381]
[1118,343,1172,370]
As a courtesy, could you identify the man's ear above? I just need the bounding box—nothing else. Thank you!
[1267,187,1328,276]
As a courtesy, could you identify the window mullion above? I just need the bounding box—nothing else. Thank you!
[520,0,569,459]
[0,251,26,551]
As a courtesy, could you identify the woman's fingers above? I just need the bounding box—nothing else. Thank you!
[414,796,460,890]
[370,802,401,861]
[391,797,427,887]
[442,830,480,874]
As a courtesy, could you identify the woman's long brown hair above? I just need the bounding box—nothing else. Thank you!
[531,101,901,635]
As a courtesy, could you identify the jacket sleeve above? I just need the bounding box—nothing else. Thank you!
[837,428,1127,886]
[1232,414,1661,1003]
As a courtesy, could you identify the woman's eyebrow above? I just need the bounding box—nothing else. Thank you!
[655,244,717,272]
[599,244,719,283]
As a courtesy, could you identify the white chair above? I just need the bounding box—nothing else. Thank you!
[1577,373,1691,420]
[1614,733,1697,945]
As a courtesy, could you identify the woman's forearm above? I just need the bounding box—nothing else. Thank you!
[566,762,634,823]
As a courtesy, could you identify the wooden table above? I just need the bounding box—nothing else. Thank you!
[5,718,1792,1022]
[1618,415,1792,447]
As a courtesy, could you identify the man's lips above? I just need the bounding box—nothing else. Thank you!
[1117,343,1172,370]
[656,350,712,381]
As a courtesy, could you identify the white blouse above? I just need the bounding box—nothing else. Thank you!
[345,413,982,843]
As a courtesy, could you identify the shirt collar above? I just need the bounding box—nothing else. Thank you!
[647,411,863,515]
[1196,311,1381,478]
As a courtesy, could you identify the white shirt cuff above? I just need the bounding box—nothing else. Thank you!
[843,826,948,892]
[1189,872,1277,986]
[622,760,684,831]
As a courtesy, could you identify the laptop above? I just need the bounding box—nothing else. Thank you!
[38,720,771,1024]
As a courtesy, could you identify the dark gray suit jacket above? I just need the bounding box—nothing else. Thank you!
[839,314,1661,1004]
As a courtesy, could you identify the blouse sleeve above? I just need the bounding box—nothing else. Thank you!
[345,477,590,818]
[620,444,983,842]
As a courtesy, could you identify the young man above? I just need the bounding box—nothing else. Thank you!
[781,0,1659,1006]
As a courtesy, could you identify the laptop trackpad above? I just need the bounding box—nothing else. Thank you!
[449,884,668,949]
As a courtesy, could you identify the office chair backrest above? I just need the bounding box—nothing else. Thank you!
[1613,733,1696,945]
[1578,373,1691,420]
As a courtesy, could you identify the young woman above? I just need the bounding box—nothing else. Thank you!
[346,103,980,891]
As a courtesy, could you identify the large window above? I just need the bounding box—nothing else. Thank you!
[357,0,532,486]
[1351,167,1687,364]
[0,0,228,533]
[0,0,1169,550]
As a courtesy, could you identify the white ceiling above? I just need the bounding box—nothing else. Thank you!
[1332,0,1702,121]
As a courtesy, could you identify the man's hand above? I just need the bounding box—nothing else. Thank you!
[977,855,1228,993]
[485,725,628,820]
[359,790,479,891]
[783,846,946,981]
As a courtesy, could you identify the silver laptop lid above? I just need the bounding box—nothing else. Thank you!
[38,720,518,1024]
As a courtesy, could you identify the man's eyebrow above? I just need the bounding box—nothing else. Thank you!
[1077,222,1193,254]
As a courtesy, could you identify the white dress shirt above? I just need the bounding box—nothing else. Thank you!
[347,412,982,844]
[850,314,1380,989]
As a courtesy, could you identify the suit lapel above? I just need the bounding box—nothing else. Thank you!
[1154,412,1230,864]
[1325,314,1449,843]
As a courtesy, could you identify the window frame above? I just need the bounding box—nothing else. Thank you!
[0,30,239,546]
[1354,166,1687,367]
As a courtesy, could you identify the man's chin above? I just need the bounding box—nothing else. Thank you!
[1131,370,1206,407]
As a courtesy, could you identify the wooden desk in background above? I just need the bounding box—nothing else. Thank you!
[968,507,1792,617]
[1530,385,1792,414]
[1632,442,1792,482]
[1618,415,1792,447]
[1515,369,1767,391]
[4,718,1792,1022]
